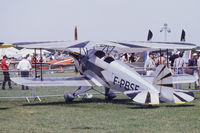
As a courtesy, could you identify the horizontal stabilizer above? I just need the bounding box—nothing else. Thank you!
[173,90,194,104]
[124,90,159,105]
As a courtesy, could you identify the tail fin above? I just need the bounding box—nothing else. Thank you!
[153,65,194,103]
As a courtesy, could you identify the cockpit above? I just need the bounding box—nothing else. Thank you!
[94,50,115,63]
[104,56,115,63]
[94,51,106,59]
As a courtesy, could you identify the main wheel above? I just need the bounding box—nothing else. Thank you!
[64,91,75,103]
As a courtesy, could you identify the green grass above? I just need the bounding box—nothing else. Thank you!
[0,71,200,133]
[0,93,200,133]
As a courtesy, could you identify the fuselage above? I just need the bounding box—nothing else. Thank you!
[71,49,158,93]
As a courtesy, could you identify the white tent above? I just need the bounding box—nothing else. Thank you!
[17,48,50,56]
[0,47,20,58]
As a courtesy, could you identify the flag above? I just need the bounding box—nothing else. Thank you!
[180,29,185,42]
[74,26,78,40]
[147,30,153,41]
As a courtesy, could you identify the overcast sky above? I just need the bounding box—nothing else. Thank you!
[0,0,200,45]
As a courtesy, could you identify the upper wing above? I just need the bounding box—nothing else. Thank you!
[11,76,103,87]
[11,40,197,53]
[143,74,198,84]
[111,41,196,50]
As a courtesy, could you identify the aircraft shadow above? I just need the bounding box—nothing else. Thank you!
[127,105,160,109]
[22,98,138,107]
[164,104,195,108]
[22,98,195,109]
[0,107,10,110]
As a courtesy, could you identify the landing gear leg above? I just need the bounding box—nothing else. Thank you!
[64,86,89,102]
[105,87,116,100]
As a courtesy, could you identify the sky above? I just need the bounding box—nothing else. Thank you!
[0,0,200,45]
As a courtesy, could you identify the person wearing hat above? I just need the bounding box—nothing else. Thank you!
[17,54,32,90]
[144,53,156,76]
[1,55,12,90]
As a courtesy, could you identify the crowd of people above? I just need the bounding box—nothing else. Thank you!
[144,51,200,89]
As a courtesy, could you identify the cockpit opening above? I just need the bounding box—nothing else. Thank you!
[94,51,106,58]
[104,56,115,63]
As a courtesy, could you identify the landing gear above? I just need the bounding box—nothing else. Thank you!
[105,87,116,100]
[64,86,89,102]
[64,91,75,102]
[64,87,117,102]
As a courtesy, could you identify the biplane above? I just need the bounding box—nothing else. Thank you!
[8,40,197,105]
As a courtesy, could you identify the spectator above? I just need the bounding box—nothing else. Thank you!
[1,56,12,90]
[122,53,128,62]
[169,51,179,68]
[144,53,156,76]
[197,53,200,88]
[187,53,198,74]
[187,53,199,89]
[173,53,185,74]
[56,52,64,60]
[156,53,166,66]
[129,53,135,63]
[17,54,32,90]
[26,54,32,63]
[31,53,38,64]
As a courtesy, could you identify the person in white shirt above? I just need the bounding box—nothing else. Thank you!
[17,54,32,90]
[173,53,185,74]
[144,53,156,76]
[173,53,185,89]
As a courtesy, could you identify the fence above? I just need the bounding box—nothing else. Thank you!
[0,66,78,102]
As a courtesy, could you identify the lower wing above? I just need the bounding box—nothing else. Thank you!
[11,77,103,87]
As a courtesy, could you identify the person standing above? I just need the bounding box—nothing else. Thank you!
[173,53,185,89]
[17,55,32,90]
[197,53,200,89]
[1,56,12,90]
[156,53,166,66]
[169,51,179,68]
[187,53,199,89]
[173,53,185,74]
[144,53,156,76]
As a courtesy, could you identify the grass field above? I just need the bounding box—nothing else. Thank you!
[0,71,200,133]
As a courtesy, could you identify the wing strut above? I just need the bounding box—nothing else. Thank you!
[34,48,37,78]
[166,49,169,67]
[102,45,115,55]
[39,48,43,81]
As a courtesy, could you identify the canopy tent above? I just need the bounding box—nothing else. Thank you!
[0,47,20,58]
[17,48,50,56]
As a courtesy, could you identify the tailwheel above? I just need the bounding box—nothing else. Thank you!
[64,91,75,103]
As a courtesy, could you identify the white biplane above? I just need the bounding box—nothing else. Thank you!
[8,40,197,105]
